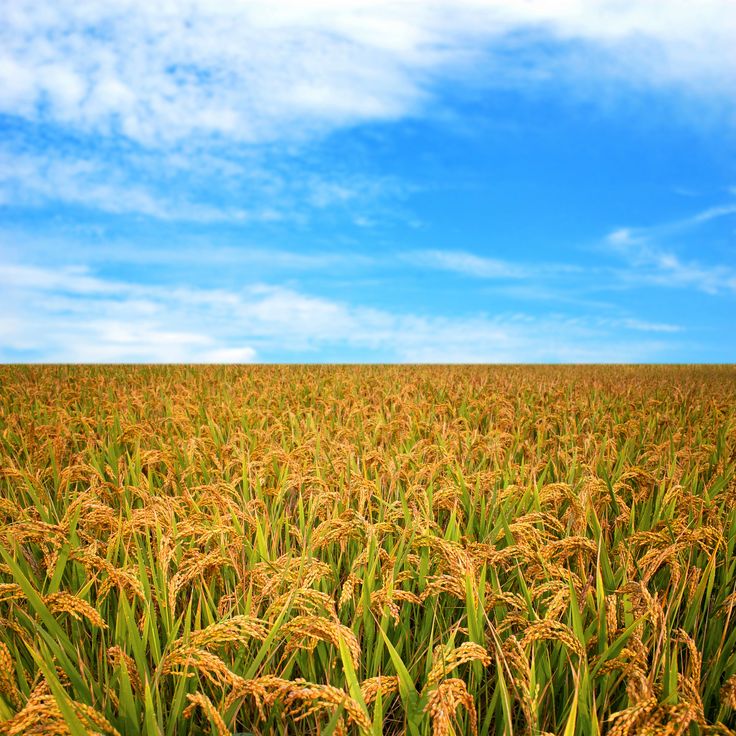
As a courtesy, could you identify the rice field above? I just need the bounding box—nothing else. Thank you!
[0,365,735,736]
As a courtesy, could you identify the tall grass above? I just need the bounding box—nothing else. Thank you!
[0,365,734,735]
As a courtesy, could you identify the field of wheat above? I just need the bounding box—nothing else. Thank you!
[0,365,735,735]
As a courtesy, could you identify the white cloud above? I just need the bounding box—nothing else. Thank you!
[690,203,736,225]
[0,229,378,275]
[412,249,581,280]
[412,250,527,279]
[609,201,736,244]
[0,258,681,362]
[605,202,736,294]
[0,139,410,223]
[0,149,272,222]
[1,1,734,147]
[0,263,254,361]
[618,318,681,334]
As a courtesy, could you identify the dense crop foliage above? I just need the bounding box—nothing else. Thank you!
[0,365,735,735]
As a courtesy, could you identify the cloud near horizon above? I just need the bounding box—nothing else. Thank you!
[0,261,684,363]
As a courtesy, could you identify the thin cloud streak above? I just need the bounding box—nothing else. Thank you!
[0,230,375,274]
[411,249,581,280]
[605,200,736,295]
[411,249,528,279]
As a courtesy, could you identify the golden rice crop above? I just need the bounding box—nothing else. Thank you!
[0,364,734,735]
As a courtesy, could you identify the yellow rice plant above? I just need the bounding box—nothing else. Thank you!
[0,365,734,734]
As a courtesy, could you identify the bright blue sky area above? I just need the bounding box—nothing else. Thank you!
[1,2,734,362]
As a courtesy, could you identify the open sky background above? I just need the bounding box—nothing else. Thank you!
[1,0,735,363]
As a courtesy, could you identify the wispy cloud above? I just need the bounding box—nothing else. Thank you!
[0,134,410,225]
[609,202,736,240]
[0,259,683,363]
[0,149,267,222]
[411,249,580,280]
[605,201,736,294]
[2,1,734,148]
[617,318,681,334]
[0,231,579,287]
[0,228,376,277]
[690,203,736,225]
[410,250,528,279]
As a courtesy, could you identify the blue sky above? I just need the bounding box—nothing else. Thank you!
[1,1,734,362]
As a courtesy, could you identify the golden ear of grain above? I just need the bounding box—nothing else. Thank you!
[2,586,106,630]
[0,641,23,710]
[721,674,736,710]
[107,645,142,693]
[224,677,371,733]
[249,555,332,602]
[674,629,703,690]
[72,702,123,736]
[168,549,233,610]
[338,573,361,611]
[43,592,107,628]
[161,646,243,689]
[425,678,478,736]
[224,675,292,719]
[265,588,337,622]
[607,697,658,736]
[311,511,368,550]
[519,620,585,659]
[606,594,619,640]
[184,615,268,649]
[426,642,491,688]
[71,548,145,602]
[617,582,666,634]
[360,675,399,705]
[281,681,371,734]
[0,685,121,736]
[363,586,421,625]
[540,535,598,562]
[281,615,361,669]
[183,692,230,736]
[0,584,26,604]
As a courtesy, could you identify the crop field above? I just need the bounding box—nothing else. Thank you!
[0,365,735,736]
